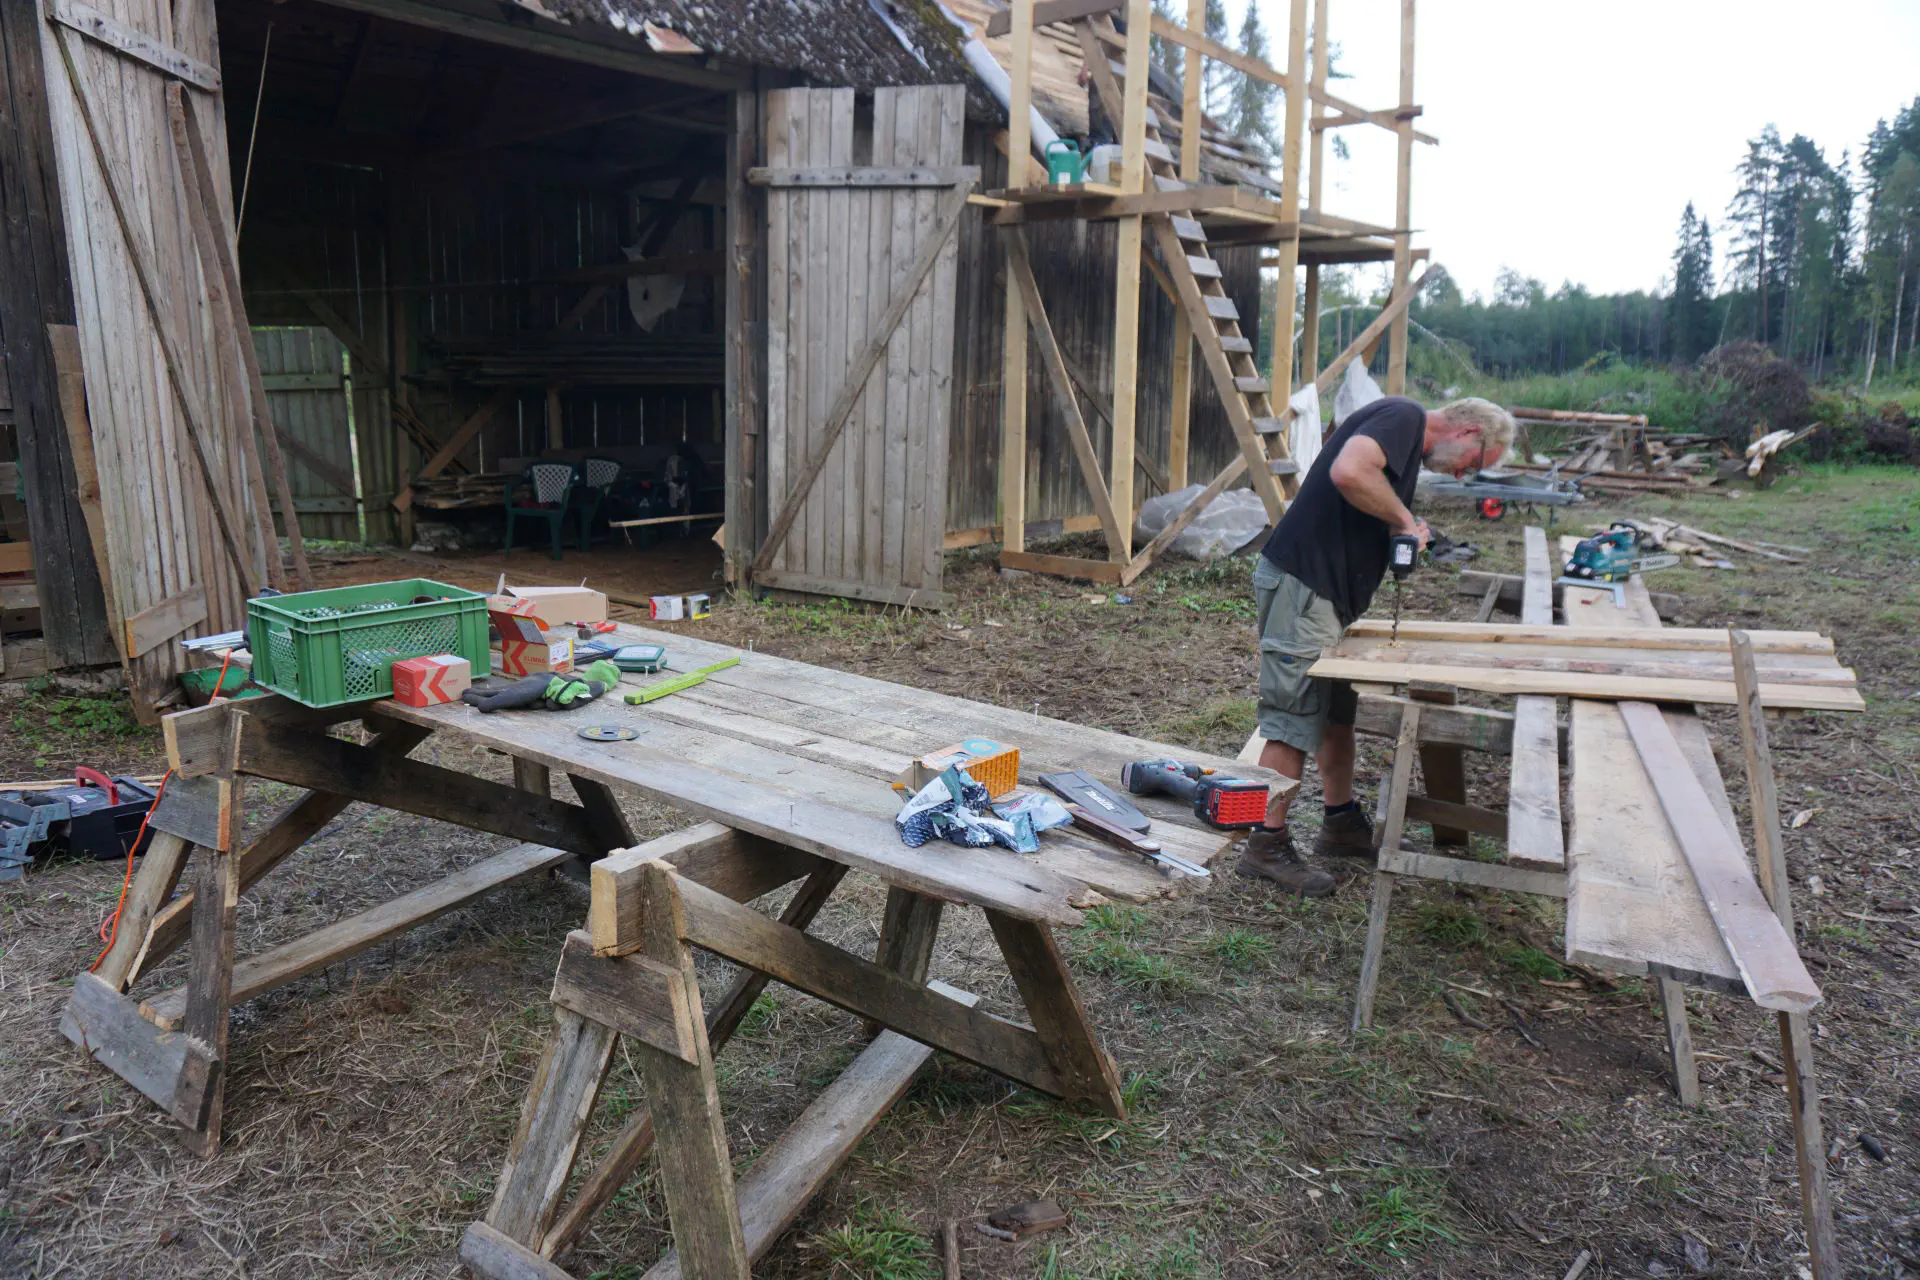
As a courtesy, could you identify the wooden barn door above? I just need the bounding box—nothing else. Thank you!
[254,328,362,542]
[37,0,290,714]
[753,85,973,609]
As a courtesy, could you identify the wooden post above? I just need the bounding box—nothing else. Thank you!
[723,83,763,589]
[999,0,1035,556]
[1265,0,1309,447]
[1353,704,1419,1032]
[1728,630,1839,1279]
[1385,0,1416,395]
[1108,0,1153,561]
[631,863,750,1277]
[1168,0,1206,491]
[180,837,240,1157]
[1298,0,1329,392]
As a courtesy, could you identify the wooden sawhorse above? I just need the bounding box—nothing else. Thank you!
[58,699,632,1156]
[461,827,1124,1279]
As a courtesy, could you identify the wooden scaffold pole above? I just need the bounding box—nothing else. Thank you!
[999,0,1037,555]
[1107,0,1154,563]
[1265,0,1310,453]
[1386,0,1416,394]
[1299,0,1330,392]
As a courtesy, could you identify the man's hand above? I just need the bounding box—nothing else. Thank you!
[1398,516,1432,549]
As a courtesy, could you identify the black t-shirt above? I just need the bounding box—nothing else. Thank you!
[1260,395,1426,625]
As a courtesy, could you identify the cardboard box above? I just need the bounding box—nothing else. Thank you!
[499,584,607,627]
[897,738,1022,799]
[649,595,685,621]
[390,654,473,707]
[493,634,574,677]
[687,592,712,620]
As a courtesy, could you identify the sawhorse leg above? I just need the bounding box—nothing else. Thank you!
[1657,977,1701,1108]
[987,912,1125,1118]
[1353,705,1421,1032]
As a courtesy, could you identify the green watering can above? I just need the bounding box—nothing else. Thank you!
[1044,140,1086,185]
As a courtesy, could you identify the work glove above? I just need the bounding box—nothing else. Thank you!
[540,659,623,710]
[460,673,554,713]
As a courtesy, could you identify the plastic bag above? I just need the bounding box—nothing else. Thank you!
[896,768,1038,854]
[1332,358,1384,426]
[1288,383,1323,473]
[1133,484,1271,560]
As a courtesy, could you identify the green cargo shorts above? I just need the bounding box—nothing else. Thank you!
[1252,557,1356,753]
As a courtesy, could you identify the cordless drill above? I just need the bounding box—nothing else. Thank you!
[1387,532,1421,644]
[1120,758,1269,830]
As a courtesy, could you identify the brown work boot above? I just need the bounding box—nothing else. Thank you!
[1236,827,1336,897]
[1314,806,1377,861]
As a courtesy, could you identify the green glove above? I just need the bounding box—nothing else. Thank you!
[541,659,623,710]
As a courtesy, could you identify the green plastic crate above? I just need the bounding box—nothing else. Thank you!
[247,578,491,707]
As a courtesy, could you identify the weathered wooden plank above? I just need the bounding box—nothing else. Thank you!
[674,871,1069,1098]
[630,863,751,1278]
[641,1009,967,1279]
[60,971,217,1127]
[549,931,697,1063]
[1306,658,1862,713]
[121,582,205,658]
[1345,618,1831,654]
[461,1222,575,1280]
[181,838,241,1155]
[986,912,1125,1116]
[1616,701,1820,1013]
[591,823,830,955]
[232,716,603,858]
[485,1007,618,1246]
[539,863,850,1259]
[140,843,572,1027]
[746,165,979,187]
[48,0,219,91]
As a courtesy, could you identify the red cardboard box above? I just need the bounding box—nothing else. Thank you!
[391,654,473,707]
[493,634,574,677]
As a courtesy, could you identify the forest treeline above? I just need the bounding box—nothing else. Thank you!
[1396,97,1920,384]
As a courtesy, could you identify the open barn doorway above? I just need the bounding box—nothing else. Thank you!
[216,0,734,561]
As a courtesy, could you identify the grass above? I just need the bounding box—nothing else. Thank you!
[4,684,154,772]
[1330,1174,1462,1271]
[1204,927,1276,971]
[1413,903,1486,948]
[807,1204,937,1279]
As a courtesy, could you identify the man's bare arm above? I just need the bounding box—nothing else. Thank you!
[1328,435,1423,538]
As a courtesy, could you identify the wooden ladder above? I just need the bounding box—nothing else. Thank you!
[1081,21,1301,512]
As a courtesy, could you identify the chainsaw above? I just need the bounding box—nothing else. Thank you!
[1555,522,1678,606]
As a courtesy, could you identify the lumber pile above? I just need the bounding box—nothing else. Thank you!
[1630,516,1807,571]
[411,472,510,511]
[1505,407,1723,490]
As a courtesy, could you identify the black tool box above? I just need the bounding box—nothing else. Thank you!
[0,770,158,880]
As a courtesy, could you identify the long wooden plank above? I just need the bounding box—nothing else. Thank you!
[984,0,1121,36]
[752,179,972,573]
[1327,641,1853,688]
[549,931,697,1063]
[999,10,1033,554]
[139,843,571,1027]
[673,872,1068,1097]
[1616,701,1820,1013]
[590,823,822,955]
[1305,659,1864,713]
[1344,619,1833,654]
[746,165,977,187]
[60,972,217,1128]
[486,1007,619,1246]
[1002,229,1126,554]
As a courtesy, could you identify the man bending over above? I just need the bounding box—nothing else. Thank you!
[1241,396,1515,894]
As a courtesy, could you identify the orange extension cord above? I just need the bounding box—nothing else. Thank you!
[87,650,236,972]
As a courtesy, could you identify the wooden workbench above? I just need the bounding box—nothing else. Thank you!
[60,623,1270,1274]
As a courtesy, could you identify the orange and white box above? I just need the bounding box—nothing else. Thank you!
[493,634,574,677]
[390,654,473,707]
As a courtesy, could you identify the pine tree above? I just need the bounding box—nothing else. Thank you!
[1150,0,1184,88]
[1669,204,1713,362]
[1726,126,1783,345]
[1202,0,1231,120]
[1228,3,1280,158]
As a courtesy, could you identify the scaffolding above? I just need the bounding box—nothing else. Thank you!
[988,0,1434,584]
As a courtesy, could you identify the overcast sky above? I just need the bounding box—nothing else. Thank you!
[1287,0,1920,300]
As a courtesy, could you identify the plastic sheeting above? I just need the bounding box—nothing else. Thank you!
[1134,484,1271,560]
[1332,358,1385,426]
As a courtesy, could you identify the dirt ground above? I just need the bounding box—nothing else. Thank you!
[0,467,1915,1279]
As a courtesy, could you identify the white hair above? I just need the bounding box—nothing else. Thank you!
[1435,398,1517,455]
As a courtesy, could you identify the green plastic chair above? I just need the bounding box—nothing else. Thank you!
[574,456,624,550]
[504,461,578,560]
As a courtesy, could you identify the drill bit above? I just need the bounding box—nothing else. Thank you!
[1390,576,1404,645]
